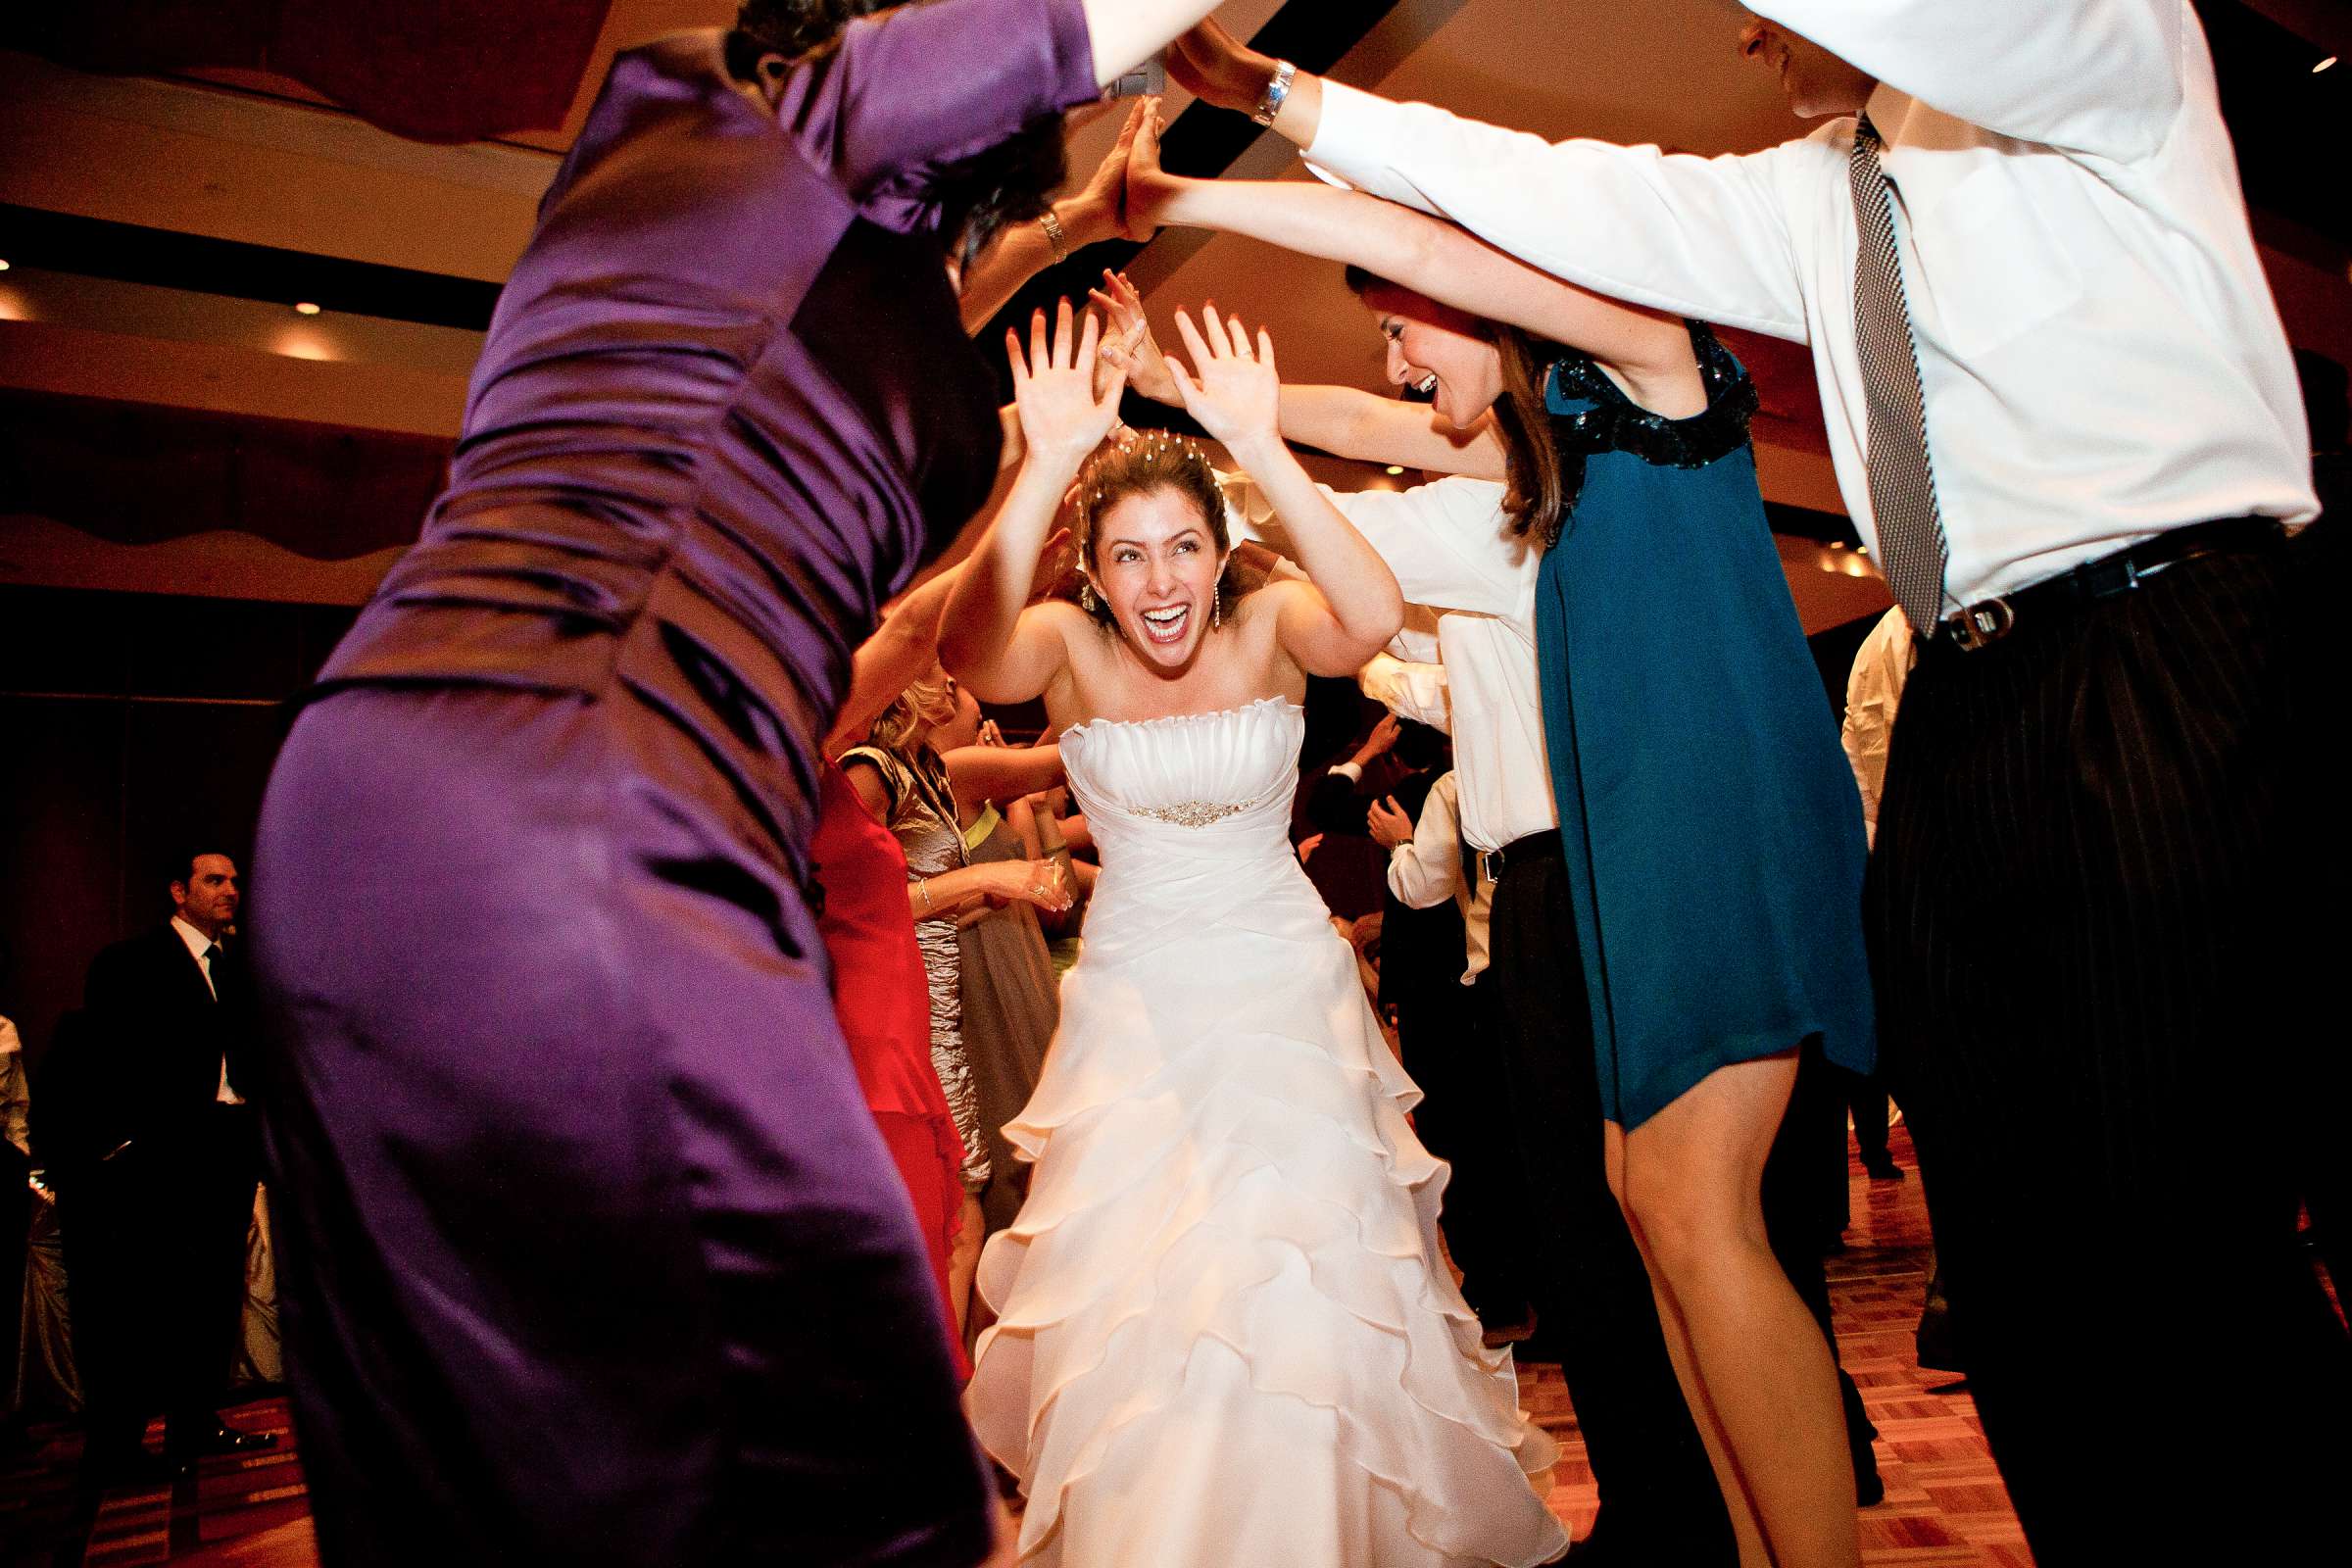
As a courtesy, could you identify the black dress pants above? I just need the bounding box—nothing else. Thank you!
[1486,844,1737,1560]
[63,1107,257,1459]
[2,1139,27,1420]
[1868,540,2348,1563]
[1396,978,1538,1322]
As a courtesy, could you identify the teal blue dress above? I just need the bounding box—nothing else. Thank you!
[1533,323,1873,1130]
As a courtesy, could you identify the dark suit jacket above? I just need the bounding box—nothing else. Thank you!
[36,925,256,1181]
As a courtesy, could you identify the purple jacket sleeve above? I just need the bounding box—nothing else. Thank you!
[777,0,1098,208]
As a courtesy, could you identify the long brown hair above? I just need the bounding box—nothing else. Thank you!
[1345,267,1569,547]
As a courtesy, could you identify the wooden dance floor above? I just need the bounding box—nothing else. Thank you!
[4,1125,2034,1567]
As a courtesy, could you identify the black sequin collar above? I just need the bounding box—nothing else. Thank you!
[1538,321,1758,544]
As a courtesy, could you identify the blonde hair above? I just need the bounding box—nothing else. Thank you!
[867,669,956,753]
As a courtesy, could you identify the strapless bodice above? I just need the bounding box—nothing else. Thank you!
[1055,699,1313,968]
[1058,697,1302,858]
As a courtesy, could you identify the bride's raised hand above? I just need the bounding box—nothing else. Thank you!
[1164,304,1282,458]
[1006,297,1124,477]
[1088,270,1179,405]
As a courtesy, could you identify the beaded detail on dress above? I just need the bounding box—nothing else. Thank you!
[1134,799,1254,828]
[1540,320,1758,545]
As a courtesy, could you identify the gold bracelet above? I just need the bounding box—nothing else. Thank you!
[1039,208,1069,264]
[918,878,934,913]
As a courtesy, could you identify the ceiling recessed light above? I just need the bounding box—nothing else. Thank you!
[2318,56,2338,74]
[294,301,321,316]
[0,259,11,271]
[1384,465,1405,475]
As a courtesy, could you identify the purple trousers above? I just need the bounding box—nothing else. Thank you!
[251,687,989,1566]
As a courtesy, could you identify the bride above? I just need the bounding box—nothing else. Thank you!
[940,301,1566,1567]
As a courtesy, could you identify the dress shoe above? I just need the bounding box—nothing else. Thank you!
[167,1422,279,1462]
[1860,1154,1906,1181]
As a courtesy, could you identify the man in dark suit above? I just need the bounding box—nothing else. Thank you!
[41,847,275,1486]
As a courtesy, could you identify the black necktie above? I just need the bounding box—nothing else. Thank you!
[202,942,222,1002]
[1848,116,1951,631]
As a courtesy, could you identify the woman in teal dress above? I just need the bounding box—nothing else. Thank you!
[1533,326,1872,1132]
[1128,116,1871,1568]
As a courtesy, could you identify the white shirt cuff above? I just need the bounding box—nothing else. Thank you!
[1330,761,1364,783]
[1300,79,1418,209]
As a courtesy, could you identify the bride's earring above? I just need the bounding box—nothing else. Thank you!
[1212,583,1222,631]
[1080,577,1098,613]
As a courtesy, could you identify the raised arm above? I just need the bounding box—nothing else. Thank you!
[1126,114,1695,396]
[1092,270,1503,479]
[1081,1,1226,90]
[1162,21,1812,343]
[959,99,1152,331]
[940,301,1126,703]
[824,566,964,759]
[1162,308,1402,675]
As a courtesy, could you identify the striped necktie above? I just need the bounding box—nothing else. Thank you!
[1848,116,1950,632]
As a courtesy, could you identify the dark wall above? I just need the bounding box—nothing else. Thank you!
[0,584,355,1077]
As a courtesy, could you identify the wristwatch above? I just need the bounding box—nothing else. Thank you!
[1251,60,1297,127]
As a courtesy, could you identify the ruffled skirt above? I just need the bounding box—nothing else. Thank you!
[966,894,1566,1567]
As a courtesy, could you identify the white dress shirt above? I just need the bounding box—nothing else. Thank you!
[1384,770,1494,985]
[1237,474,1558,854]
[171,914,243,1104]
[1838,606,1917,848]
[1358,651,1451,734]
[1303,0,2317,612]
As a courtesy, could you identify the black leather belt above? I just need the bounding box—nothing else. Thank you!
[1927,515,2281,654]
[1477,829,1561,887]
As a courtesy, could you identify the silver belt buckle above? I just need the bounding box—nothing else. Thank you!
[1946,596,2015,652]
[1480,848,1504,884]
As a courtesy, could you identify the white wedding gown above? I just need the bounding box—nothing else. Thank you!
[968,699,1568,1568]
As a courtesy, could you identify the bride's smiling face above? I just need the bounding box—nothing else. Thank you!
[1091,485,1227,671]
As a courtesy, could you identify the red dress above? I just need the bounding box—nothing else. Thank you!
[811,759,971,1379]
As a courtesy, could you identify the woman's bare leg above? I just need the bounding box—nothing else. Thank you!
[1618,1054,1859,1568]
[1605,1122,1771,1568]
